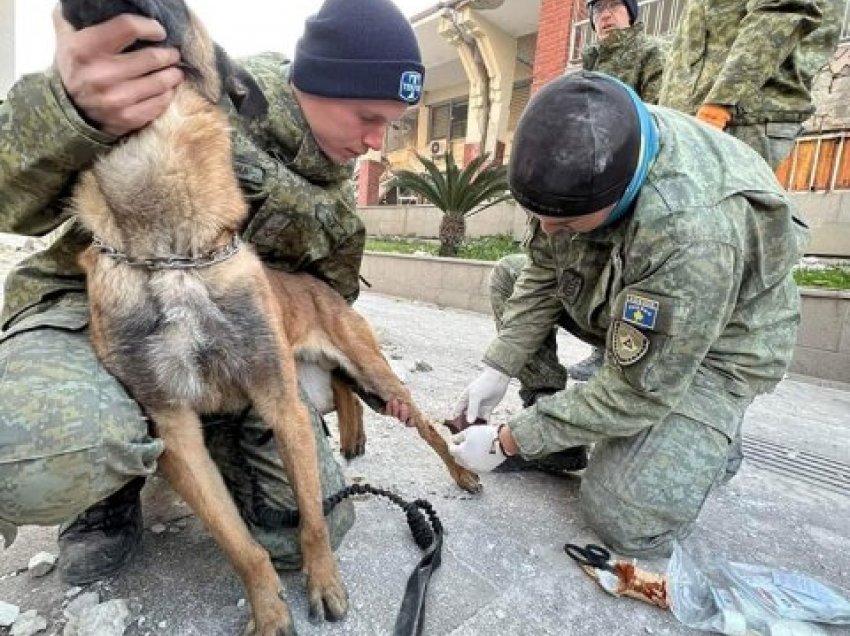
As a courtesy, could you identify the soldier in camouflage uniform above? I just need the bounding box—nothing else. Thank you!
[451,72,806,557]
[567,0,669,384]
[582,0,667,104]
[0,0,423,584]
[658,0,841,170]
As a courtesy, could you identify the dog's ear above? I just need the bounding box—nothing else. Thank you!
[214,45,269,118]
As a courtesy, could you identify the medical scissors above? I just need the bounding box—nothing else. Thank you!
[564,543,616,572]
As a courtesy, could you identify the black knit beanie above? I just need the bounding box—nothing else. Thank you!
[587,0,638,30]
[508,72,641,217]
[292,0,425,105]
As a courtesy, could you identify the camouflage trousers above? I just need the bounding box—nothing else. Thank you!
[0,297,354,569]
[727,122,803,171]
[491,255,746,557]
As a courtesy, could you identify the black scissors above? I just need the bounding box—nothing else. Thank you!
[564,543,615,572]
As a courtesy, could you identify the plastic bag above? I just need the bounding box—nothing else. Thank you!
[667,541,850,636]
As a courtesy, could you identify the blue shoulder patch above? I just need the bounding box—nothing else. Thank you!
[399,70,422,104]
[622,293,659,330]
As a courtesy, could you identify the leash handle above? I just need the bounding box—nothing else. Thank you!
[254,484,444,636]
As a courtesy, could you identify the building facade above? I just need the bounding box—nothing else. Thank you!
[359,0,850,207]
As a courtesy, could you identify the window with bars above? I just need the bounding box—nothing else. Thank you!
[508,80,532,131]
[429,98,468,141]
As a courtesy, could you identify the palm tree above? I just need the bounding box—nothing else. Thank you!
[388,150,511,257]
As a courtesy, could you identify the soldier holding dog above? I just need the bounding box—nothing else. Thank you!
[0,0,421,586]
[451,72,807,558]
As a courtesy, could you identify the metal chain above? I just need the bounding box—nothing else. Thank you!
[91,234,242,271]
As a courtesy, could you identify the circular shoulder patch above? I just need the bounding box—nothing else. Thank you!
[611,320,650,366]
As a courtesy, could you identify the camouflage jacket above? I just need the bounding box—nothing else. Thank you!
[582,22,668,103]
[0,53,364,332]
[658,0,840,125]
[484,106,808,459]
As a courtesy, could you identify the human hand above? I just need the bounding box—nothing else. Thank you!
[53,7,184,136]
[449,425,507,472]
[453,366,510,424]
[385,398,413,426]
[695,103,732,130]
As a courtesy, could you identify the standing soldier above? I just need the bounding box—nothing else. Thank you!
[582,0,668,105]
[659,0,841,170]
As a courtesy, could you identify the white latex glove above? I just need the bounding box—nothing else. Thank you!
[454,366,511,424]
[449,425,508,472]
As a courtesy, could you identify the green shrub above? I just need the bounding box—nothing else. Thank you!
[366,235,521,261]
[794,266,850,290]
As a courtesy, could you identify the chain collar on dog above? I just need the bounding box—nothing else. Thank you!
[91,234,242,271]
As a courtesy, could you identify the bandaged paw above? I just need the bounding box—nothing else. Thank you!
[449,425,508,472]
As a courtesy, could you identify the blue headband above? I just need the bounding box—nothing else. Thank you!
[600,77,660,228]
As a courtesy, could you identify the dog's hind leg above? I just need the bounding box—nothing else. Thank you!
[245,348,348,623]
[150,407,294,636]
[331,377,365,460]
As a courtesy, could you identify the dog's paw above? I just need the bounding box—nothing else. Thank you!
[243,591,296,636]
[341,439,366,460]
[306,569,349,623]
[453,466,482,494]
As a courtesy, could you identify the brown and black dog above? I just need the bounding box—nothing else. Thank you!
[59,1,479,634]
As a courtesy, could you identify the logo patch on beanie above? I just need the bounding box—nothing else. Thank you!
[399,71,422,103]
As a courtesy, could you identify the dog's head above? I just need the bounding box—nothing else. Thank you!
[59,0,225,103]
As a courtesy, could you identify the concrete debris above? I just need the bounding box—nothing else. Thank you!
[0,600,20,627]
[10,609,47,636]
[411,359,433,372]
[27,552,56,578]
[63,599,131,636]
[63,592,100,620]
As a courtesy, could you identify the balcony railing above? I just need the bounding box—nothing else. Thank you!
[776,133,850,192]
[569,0,686,66]
[570,0,849,67]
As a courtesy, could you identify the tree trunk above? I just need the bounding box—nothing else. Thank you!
[438,214,466,257]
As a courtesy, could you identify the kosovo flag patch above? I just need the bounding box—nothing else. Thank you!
[622,293,659,330]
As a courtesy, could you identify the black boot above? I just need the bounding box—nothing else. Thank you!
[568,347,605,381]
[494,389,589,474]
[58,477,145,585]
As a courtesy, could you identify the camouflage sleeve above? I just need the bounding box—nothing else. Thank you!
[508,233,741,459]
[306,197,366,305]
[639,42,667,105]
[0,68,115,236]
[581,44,600,72]
[704,0,823,107]
[483,218,564,376]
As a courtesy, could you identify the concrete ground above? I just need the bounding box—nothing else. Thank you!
[1,240,849,635]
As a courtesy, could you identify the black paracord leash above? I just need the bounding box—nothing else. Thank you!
[254,483,443,636]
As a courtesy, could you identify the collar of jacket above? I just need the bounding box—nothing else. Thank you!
[595,21,646,49]
[225,54,354,185]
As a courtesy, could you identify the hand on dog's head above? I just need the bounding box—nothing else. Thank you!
[59,0,191,50]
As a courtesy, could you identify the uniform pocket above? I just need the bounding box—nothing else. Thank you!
[0,295,90,344]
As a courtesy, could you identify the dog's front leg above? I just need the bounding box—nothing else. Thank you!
[246,360,349,623]
[151,407,294,636]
